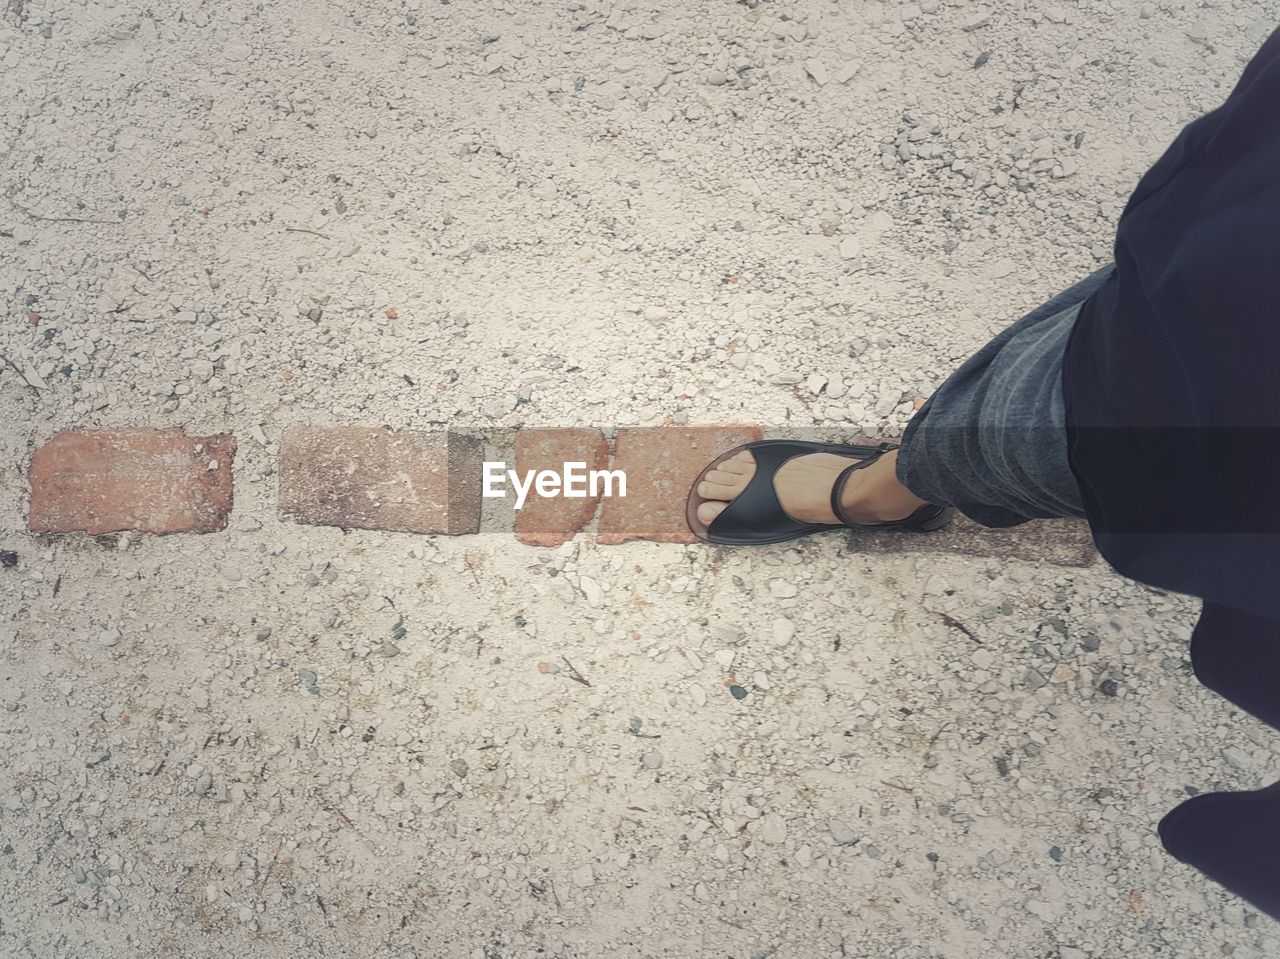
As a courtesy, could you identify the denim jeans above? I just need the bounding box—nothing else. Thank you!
[896,265,1116,527]
[895,266,1280,918]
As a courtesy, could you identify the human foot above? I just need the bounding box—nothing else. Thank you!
[693,448,931,528]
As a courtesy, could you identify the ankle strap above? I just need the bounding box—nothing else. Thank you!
[830,452,884,526]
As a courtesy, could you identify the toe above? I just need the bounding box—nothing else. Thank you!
[691,450,756,532]
[697,501,727,525]
[703,467,746,488]
[697,480,740,500]
[720,451,756,474]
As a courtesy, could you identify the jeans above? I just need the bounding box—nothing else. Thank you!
[896,268,1280,918]
[896,265,1116,527]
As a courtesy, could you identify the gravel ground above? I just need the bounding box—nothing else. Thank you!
[4,0,1280,956]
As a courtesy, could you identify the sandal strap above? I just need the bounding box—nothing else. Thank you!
[830,452,886,527]
[706,443,815,540]
[695,439,901,544]
[830,447,951,531]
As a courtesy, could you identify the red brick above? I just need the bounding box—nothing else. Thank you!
[851,516,1098,567]
[848,435,1098,566]
[278,426,481,535]
[597,426,764,544]
[29,429,235,535]
[513,428,610,546]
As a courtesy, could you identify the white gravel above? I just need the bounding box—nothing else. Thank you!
[4,0,1280,956]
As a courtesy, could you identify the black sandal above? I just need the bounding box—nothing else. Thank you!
[685,439,955,546]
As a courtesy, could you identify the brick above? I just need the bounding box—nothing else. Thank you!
[850,516,1098,567]
[597,426,764,544]
[514,428,610,546]
[29,429,235,535]
[278,426,481,535]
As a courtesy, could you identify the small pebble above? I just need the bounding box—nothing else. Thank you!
[758,814,786,844]
[829,820,858,846]
[771,618,795,647]
[1222,747,1252,771]
[803,59,828,85]
[768,579,797,599]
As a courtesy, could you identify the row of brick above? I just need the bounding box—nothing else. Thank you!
[25,426,1101,565]
[26,425,765,546]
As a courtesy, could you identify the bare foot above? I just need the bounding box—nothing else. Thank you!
[694,448,930,527]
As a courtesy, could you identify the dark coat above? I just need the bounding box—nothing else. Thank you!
[1063,26,1280,623]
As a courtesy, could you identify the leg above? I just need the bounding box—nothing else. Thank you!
[895,266,1115,527]
[694,266,1115,530]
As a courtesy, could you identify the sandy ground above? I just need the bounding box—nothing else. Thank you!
[4,0,1280,956]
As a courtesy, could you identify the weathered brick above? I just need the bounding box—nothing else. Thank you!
[597,426,764,544]
[514,428,610,546]
[849,436,1099,566]
[851,516,1098,567]
[278,426,481,535]
[29,429,235,535]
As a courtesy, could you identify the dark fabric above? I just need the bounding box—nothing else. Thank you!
[1163,600,1280,919]
[896,267,1112,526]
[1159,780,1280,921]
[1189,601,1280,732]
[1062,26,1280,621]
